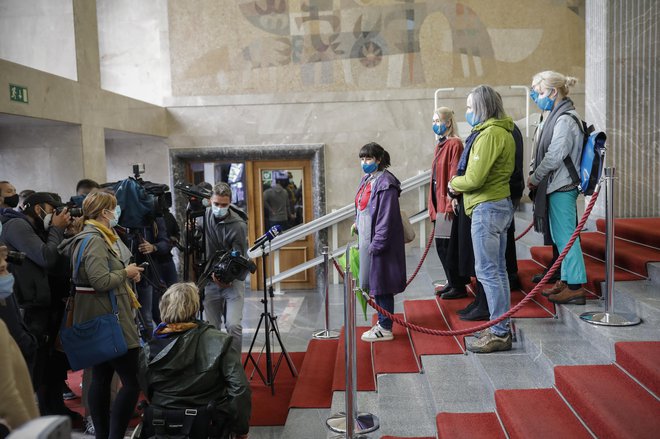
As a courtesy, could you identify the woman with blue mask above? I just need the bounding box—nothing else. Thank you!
[448,85,516,353]
[354,142,406,342]
[428,107,470,300]
[527,71,587,305]
[59,191,144,439]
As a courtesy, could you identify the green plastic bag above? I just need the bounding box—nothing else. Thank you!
[336,245,368,321]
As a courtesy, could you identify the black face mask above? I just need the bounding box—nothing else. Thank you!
[3,194,18,208]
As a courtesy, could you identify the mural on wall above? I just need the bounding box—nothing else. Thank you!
[169,0,585,95]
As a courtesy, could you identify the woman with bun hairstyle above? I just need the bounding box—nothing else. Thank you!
[354,142,406,342]
[428,107,470,299]
[527,71,587,305]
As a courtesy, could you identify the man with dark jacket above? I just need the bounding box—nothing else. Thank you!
[203,183,248,354]
[0,192,81,422]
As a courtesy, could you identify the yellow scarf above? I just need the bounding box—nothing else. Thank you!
[84,219,141,309]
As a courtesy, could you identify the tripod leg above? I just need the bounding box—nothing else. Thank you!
[243,313,268,385]
[267,313,298,378]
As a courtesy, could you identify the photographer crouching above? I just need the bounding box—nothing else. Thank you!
[202,183,248,354]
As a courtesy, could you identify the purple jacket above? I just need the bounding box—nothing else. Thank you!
[356,170,406,296]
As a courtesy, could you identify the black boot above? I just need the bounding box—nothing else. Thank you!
[441,288,468,300]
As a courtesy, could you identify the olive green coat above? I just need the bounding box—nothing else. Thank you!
[58,225,140,349]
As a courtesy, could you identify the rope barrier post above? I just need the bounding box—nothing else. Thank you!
[313,246,340,339]
[580,167,641,326]
[327,246,379,438]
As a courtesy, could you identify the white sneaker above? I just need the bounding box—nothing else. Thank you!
[361,323,394,342]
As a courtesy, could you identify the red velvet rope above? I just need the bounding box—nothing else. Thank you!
[362,188,601,336]
[515,220,534,241]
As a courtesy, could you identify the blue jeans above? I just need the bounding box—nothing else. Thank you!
[375,294,394,330]
[549,189,587,284]
[204,281,245,354]
[471,198,514,336]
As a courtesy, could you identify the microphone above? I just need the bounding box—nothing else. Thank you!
[249,225,282,253]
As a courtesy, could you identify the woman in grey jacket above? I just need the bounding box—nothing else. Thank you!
[527,71,587,305]
[59,191,144,439]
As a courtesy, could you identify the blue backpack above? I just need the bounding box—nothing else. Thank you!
[563,114,607,196]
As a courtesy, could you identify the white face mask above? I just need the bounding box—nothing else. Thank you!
[37,207,52,231]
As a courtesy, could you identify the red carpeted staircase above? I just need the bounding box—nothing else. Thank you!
[436,341,660,439]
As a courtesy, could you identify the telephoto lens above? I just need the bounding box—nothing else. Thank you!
[56,206,83,217]
[7,250,26,265]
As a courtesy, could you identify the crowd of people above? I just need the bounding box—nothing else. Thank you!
[0,69,588,437]
[0,180,251,438]
[355,71,588,354]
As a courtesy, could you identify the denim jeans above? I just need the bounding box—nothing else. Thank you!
[374,294,394,330]
[471,198,514,336]
[204,280,245,353]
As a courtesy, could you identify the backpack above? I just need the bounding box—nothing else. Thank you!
[563,114,607,196]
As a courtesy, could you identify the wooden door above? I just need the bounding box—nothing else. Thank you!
[247,159,315,290]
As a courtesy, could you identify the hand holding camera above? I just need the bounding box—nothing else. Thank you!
[51,206,72,229]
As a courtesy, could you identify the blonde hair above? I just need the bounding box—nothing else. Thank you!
[434,107,458,138]
[70,190,117,234]
[532,71,578,97]
[159,282,200,323]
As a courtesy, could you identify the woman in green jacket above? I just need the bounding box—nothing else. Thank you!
[449,85,515,354]
[59,191,144,439]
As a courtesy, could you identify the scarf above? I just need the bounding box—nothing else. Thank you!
[456,131,481,176]
[153,321,198,339]
[532,98,575,232]
[84,219,141,309]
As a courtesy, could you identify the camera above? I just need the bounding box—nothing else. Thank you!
[212,251,257,284]
[56,205,83,217]
[109,164,171,228]
[7,250,26,265]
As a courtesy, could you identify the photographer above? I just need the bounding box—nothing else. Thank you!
[0,193,82,421]
[204,183,248,354]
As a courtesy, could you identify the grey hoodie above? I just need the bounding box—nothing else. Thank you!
[204,207,248,259]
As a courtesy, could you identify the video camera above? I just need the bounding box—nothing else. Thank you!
[212,251,257,284]
[7,250,26,265]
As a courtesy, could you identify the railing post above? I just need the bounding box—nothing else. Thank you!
[313,246,340,339]
[418,180,426,249]
[326,245,379,438]
[332,222,339,284]
[273,249,282,295]
[580,167,641,326]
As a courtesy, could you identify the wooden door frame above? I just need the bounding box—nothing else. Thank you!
[169,144,326,288]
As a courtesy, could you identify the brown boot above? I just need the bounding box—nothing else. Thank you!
[548,286,586,305]
[541,280,566,297]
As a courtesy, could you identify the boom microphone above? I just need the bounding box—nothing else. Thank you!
[249,225,282,252]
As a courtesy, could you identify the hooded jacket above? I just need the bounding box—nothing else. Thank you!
[58,224,140,349]
[450,117,516,216]
[140,321,251,435]
[204,207,248,258]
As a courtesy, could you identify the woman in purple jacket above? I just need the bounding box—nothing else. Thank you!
[354,142,406,342]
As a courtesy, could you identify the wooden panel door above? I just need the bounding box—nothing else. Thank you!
[247,159,315,290]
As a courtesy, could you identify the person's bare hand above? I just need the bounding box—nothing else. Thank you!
[138,241,156,254]
[0,246,8,275]
[51,208,71,229]
[125,263,144,280]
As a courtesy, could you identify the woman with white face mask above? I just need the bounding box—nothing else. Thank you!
[527,71,587,305]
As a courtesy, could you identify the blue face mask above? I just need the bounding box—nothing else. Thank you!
[529,89,539,103]
[0,273,15,300]
[433,122,448,136]
[536,90,556,111]
[212,205,229,218]
[362,161,378,174]
[465,111,480,127]
[108,205,121,228]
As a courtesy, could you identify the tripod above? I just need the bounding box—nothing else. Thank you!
[243,242,297,394]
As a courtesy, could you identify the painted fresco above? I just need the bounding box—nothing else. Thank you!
[169,0,585,95]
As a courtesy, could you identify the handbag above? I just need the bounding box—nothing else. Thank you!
[60,235,128,371]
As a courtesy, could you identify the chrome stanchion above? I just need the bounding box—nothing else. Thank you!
[581,167,641,326]
[326,246,379,438]
[313,246,340,339]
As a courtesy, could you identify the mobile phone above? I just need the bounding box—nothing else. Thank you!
[138,262,149,269]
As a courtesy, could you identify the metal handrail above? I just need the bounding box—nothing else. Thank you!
[248,170,431,258]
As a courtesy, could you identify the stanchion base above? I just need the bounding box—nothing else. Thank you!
[580,311,641,326]
[313,329,340,339]
[326,412,379,435]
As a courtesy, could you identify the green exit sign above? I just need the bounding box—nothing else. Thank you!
[9,84,28,103]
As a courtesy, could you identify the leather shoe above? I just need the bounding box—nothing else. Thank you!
[459,307,490,321]
[441,288,468,300]
[434,283,452,296]
[542,280,567,297]
[549,286,586,305]
[532,270,560,284]
[457,300,478,315]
